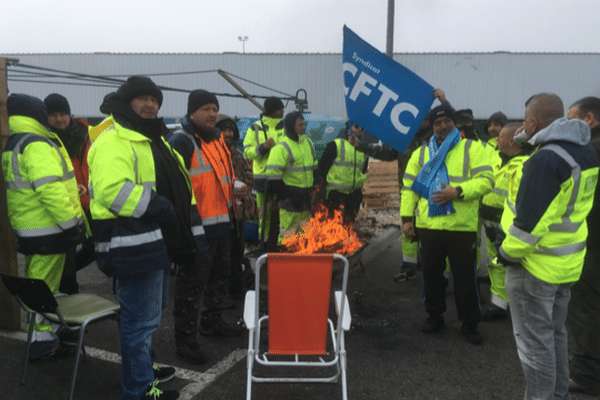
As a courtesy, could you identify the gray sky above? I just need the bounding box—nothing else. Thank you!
[3,0,599,54]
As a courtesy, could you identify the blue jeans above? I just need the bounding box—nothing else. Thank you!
[118,268,170,400]
[505,265,572,400]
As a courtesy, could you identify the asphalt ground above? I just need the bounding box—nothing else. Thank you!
[1,238,598,400]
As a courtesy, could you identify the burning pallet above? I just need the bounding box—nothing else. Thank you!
[281,207,363,255]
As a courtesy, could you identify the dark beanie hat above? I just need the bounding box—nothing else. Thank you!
[187,90,219,115]
[429,104,456,126]
[8,93,49,127]
[284,111,304,134]
[264,97,284,116]
[485,111,509,130]
[454,109,474,125]
[118,76,163,108]
[44,93,71,115]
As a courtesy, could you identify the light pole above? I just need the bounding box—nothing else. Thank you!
[238,36,249,54]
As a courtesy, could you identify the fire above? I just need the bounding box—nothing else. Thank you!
[281,206,363,255]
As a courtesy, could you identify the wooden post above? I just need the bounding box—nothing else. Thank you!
[0,57,20,331]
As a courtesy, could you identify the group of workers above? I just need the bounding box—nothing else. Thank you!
[399,92,600,400]
[3,77,600,400]
[1,75,368,400]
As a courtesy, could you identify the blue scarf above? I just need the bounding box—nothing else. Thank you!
[411,128,461,217]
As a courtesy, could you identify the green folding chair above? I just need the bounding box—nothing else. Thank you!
[0,272,120,400]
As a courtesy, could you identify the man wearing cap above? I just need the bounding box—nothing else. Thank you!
[265,111,318,240]
[44,93,94,294]
[318,121,368,224]
[89,76,207,400]
[2,93,88,360]
[401,104,493,345]
[168,90,242,365]
[243,96,285,247]
[484,111,509,149]
[454,108,481,141]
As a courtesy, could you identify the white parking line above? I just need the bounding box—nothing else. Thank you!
[177,349,247,400]
[0,330,246,399]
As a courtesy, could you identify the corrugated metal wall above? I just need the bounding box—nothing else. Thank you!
[2,52,600,121]
[395,52,600,120]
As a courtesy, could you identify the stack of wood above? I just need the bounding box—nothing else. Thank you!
[361,160,400,210]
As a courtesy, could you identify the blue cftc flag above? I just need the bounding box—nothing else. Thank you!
[343,25,434,153]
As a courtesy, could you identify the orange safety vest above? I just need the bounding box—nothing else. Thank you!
[180,131,236,239]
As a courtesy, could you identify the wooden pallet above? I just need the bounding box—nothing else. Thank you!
[362,161,400,209]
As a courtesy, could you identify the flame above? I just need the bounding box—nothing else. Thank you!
[281,206,363,255]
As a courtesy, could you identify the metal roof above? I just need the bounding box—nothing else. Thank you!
[2,52,600,121]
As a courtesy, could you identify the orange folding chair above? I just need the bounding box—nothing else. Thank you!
[243,253,351,400]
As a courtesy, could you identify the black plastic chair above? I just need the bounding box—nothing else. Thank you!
[0,272,120,400]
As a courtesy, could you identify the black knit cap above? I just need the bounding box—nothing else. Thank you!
[429,104,456,126]
[187,90,219,115]
[264,97,284,116]
[8,93,49,128]
[485,111,509,130]
[454,109,474,125]
[44,93,71,115]
[118,76,163,108]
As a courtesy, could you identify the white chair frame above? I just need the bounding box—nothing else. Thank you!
[243,253,351,400]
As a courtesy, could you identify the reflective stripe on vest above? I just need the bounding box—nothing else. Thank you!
[6,134,73,190]
[327,139,366,192]
[6,133,82,238]
[507,199,516,215]
[96,228,163,253]
[508,224,541,246]
[416,139,492,185]
[533,241,586,257]
[492,186,508,198]
[403,173,417,181]
[504,144,593,264]
[14,215,81,237]
[279,141,317,173]
[542,144,583,233]
[178,131,233,225]
[192,224,205,236]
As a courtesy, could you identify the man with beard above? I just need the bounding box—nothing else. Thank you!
[44,93,94,294]
[89,76,208,400]
[484,111,509,149]
[401,104,493,345]
[168,90,242,366]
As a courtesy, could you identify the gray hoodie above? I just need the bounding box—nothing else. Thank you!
[528,117,590,147]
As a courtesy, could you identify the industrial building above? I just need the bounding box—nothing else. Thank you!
[2,52,600,123]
